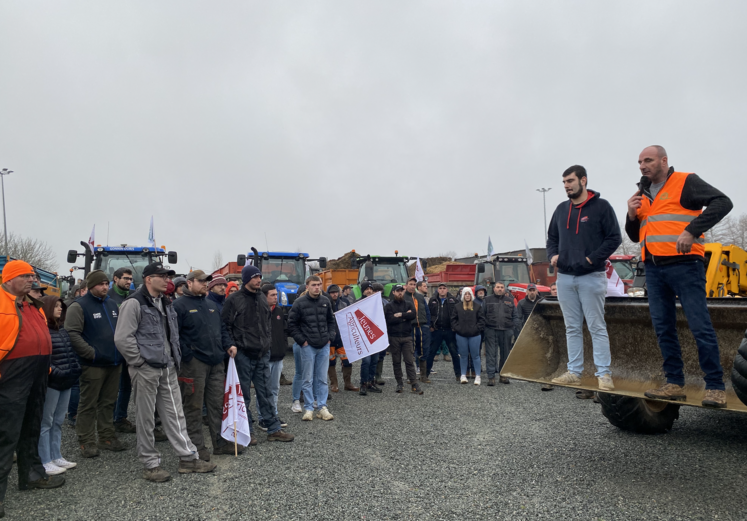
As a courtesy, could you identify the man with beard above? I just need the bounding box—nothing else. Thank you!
[207,276,229,312]
[547,165,621,391]
[385,285,423,395]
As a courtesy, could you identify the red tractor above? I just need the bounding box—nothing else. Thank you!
[474,255,552,301]
[607,254,636,293]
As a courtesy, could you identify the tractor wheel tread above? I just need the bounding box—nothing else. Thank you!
[598,393,679,434]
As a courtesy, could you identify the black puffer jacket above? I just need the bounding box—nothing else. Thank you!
[450,302,485,338]
[518,296,541,328]
[385,298,416,337]
[48,327,82,391]
[269,304,287,362]
[288,293,336,349]
[222,287,271,360]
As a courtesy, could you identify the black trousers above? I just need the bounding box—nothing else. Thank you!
[0,355,50,500]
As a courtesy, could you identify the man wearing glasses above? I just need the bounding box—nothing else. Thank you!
[108,268,137,433]
[115,262,216,482]
[108,268,133,306]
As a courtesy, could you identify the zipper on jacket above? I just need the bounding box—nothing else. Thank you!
[101,299,119,365]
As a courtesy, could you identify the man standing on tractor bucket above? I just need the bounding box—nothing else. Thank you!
[547,165,621,391]
[627,146,733,408]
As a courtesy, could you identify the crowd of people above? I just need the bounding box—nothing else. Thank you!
[0,145,733,519]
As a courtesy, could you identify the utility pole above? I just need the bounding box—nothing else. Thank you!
[0,169,12,257]
[536,187,551,243]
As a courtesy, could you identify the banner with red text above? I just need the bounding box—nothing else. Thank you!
[334,292,389,363]
[221,358,251,447]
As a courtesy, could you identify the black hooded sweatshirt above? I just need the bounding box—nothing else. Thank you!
[546,190,622,276]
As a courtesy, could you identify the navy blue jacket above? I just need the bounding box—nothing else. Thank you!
[173,291,233,366]
[546,190,622,276]
[48,327,82,391]
[207,291,226,312]
[66,291,121,367]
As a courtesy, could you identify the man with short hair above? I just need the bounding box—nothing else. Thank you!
[385,285,422,394]
[288,275,336,421]
[207,276,228,311]
[108,267,136,433]
[517,284,540,328]
[627,146,733,407]
[258,284,289,430]
[550,283,558,297]
[115,263,217,482]
[341,285,355,306]
[173,270,239,459]
[548,164,621,391]
[0,261,62,516]
[222,265,295,441]
[172,277,187,298]
[405,278,429,382]
[28,280,46,300]
[427,283,460,381]
[65,270,127,457]
[326,284,358,393]
[108,268,133,307]
[480,282,521,385]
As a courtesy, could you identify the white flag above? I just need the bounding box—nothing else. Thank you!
[88,225,96,253]
[487,236,494,258]
[414,258,425,282]
[221,358,251,447]
[605,260,627,297]
[524,240,533,265]
[148,216,156,248]
[334,292,389,363]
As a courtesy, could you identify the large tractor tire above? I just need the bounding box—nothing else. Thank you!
[731,340,747,406]
[598,393,680,434]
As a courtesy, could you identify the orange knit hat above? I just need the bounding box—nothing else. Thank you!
[2,260,35,282]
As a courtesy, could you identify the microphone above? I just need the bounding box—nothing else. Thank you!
[638,175,651,196]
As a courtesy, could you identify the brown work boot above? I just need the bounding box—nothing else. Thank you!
[24,475,65,490]
[702,389,727,408]
[443,354,451,362]
[279,373,292,386]
[499,376,510,384]
[575,389,595,400]
[114,418,136,433]
[143,467,171,482]
[197,448,211,461]
[178,458,217,474]
[342,366,359,391]
[267,429,295,442]
[644,383,687,402]
[328,366,339,392]
[79,443,100,458]
[98,438,127,452]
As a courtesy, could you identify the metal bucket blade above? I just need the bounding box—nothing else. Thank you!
[501,297,747,412]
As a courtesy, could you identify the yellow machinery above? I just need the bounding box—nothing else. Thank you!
[704,243,747,298]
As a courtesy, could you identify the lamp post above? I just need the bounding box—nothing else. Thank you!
[0,169,12,257]
[536,187,551,243]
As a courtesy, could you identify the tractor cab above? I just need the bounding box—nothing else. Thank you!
[475,255,551,301]
[352,252,412,299]
[68,243,178,288]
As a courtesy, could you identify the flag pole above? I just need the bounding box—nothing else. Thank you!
[234,422,237,457]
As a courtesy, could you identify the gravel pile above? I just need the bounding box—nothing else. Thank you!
[5,355,747,520]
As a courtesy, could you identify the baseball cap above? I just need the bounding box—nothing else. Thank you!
[392,284,405,292]
[142,262,176,278]
[187,270,213,282]
[527,283,537,290]
[438,283,447,288]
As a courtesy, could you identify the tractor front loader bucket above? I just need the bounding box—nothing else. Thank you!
[501,297,747,412]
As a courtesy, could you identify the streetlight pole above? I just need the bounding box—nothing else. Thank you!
[0,169,12,257]
[536,187,551,243]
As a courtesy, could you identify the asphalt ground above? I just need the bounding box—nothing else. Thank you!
[5,354,747,521]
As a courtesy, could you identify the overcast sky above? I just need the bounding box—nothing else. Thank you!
[1,1,746,274]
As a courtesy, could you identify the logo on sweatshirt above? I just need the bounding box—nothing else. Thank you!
[580,216,589,223]
[93,312,102,319]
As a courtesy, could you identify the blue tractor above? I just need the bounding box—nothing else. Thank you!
[237,248,327,316]
[68,242,178,288]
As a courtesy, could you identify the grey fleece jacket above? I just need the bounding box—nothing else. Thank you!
[114,292,175,369]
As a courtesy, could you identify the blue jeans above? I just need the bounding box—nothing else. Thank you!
[556,271,611,377]
[233,349,282,435]
[456,335,482,377]
[360,353,380,385]
[258,360,283,420]
[114,361,131,423]
[300,343,330,411]
[428,329,460,377]
[646,260,725,390]
[39,388,71,464]
[292,343,304,401]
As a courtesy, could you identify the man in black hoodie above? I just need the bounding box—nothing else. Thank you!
[385,285,422,394]
[547,165,621,391]
[173,270,238,458]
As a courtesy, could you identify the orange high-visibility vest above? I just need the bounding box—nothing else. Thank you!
[637,171,705,261]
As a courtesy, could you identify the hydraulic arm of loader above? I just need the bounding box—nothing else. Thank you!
[501,297,747,412]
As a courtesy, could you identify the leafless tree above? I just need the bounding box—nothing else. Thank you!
[211,250,224,272]
[708,213,747,250]
[614,223,642,257]
[5,233,57,271]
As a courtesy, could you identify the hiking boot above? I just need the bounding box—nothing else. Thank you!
[98,438,127,452]
[114,418,136,434]
[411,382,424,395]
[702,389,727,408]
[214,443,245,455]
[395,383,404,393]
[368,382,382,393]
[597,374,615,390]
[24,475,65,490]
[359,383,368,396]
[487,378,496,386]
[315,407,334,421]
[499,377,510,384]
[197,448,211,461]
[328,366,339,393]
[291,400,303,413]
[551,371,581,385]
[444,354,451,362]
[575,390,595,400]
[248,434,258,447]
[178,458,217,474]
[154,426,168,442]
[541,384,554,391]
[644,383,687,402]
[422,374,432,384]
[267,429,295,442]
[460,375,468,384]
[143,467,171,482]
[279,373,292,386]
[79,444,100,458]
[302,410,313,421]
[343,366,359,391]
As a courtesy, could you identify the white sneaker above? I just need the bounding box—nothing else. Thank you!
[302,410,314,421]
[460,375,468,384]
[53,458,77,469]
[474,376,481,386]
[315,407,334,421]
[291,400,302,413]
[43,462,66,475]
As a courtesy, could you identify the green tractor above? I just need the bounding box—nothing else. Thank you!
[350,252,426,299]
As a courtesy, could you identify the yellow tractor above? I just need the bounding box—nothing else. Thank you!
[502,243,747,433]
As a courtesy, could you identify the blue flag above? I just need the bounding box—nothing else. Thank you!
[487,236,494,258]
